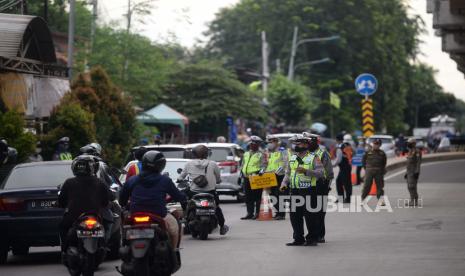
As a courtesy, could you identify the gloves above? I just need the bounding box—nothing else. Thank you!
[279,185,288,192]
[258,169,265,176]
[414,173,419,180]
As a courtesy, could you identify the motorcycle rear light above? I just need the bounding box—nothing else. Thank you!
[219,161,238,173]
[134,243,146,249]
[200,200,209,207]
[134,216,151,223]
[0,198,25,212]
[84,218,98,229]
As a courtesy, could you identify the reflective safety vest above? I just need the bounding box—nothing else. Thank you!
[266,150,284,173]
[60,152,73,161]
[315,147,328,179]
[242,151,262,176]
[289,153,317,189]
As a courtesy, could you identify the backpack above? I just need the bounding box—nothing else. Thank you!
[193,163,209,188]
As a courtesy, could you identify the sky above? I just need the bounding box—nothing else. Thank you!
[99,0,465,101]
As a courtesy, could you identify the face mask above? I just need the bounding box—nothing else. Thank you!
[267,143,276,151]
[36,148,42,154]
[308,143,318,152]
[291,144,296,151]
[294,146,307,153]
[250,144,259,151]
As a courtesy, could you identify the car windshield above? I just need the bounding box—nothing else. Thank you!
[209,148,233,162]
[155,148,186,159]
[163,160,188,182]
[368,138,393,144]
[2,164,73,190]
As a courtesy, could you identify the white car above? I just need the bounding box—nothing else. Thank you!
[367,135,396,158]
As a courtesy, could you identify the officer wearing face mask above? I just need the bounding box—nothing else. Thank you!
[240,136,267,220]
[28,141,44,162]
[265,135,288,220]
[53,137,72,161]
[280,135,325,246]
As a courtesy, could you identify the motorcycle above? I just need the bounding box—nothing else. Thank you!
[118,212,181,276]
[178,180,218,240]
[65,213,106,276]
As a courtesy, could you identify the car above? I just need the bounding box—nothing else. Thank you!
[0,161,71,264]
[186,143,245,202]
[124,144,190,165]
[367,134,396,158]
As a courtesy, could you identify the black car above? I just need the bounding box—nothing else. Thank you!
[0,161,73,264]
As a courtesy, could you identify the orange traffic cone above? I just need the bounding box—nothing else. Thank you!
[368,180,377,196]
[257,189,273,221]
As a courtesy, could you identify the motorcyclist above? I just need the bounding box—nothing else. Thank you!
[58,155,112,256]
[119,151,187,249]
[125,146,148,181]
[177,145,230,235]
[80,143,116,187]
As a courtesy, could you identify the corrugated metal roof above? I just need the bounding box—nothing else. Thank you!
[0,13,56,63]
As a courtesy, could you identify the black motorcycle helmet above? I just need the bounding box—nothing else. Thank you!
[192,145,209,159]
[142,151,166,173]
[71,155,96,176]
[134,146,148,161]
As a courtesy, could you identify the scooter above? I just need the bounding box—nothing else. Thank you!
[118,212,181,276]
[65,213,106,276]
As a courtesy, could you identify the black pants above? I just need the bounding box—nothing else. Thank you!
[270,175,286,217]
[356,166,363,185]
[243,177,263,216]
[289,188,320,243]
[185,190,226,227]
[317,180,330,239]
[336,165,352,201]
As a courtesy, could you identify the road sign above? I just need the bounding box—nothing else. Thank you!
[249,172,278,190]
[362,99,374,137]
[352,148,365,167]
[355,73,378,96]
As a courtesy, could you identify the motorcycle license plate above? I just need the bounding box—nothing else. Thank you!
[126,229,154,240]
[76,229,104,238]
[196,209,216,215]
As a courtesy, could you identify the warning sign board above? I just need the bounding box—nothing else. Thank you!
[249,172,278,190]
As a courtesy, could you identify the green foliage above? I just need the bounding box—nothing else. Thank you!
[268,75,315,126]
[45,96,96,159]
[206,0,425,133]
[0,111,36,162]
[162,62,266,123]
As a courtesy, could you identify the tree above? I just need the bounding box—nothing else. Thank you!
[205,0,423,133]
[268,75,315,126]
[0,110,36,162]
[161,62,266,136]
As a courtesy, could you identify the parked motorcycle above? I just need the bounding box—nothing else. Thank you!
[64,213,106,276]
[118,212,181,276]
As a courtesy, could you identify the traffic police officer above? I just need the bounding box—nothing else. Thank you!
[361,138,387,205]
[240,136,267,220]
[266,135,287,220]
[303,132,333,243]
[280,135,325,246]
[53,137,73,161]
[405,138,422,206]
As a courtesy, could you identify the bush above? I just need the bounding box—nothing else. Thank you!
[0,110,36,162]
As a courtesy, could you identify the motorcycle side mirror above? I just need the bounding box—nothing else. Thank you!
[177,168,183,174]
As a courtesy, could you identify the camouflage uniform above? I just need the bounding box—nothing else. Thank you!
[361,149,387,199]
[405,148,422,203]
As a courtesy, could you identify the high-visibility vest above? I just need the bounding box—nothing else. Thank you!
[266,150,284,172]
[60,152,72,161]
[242,151,262,176]
[289,153,317,189]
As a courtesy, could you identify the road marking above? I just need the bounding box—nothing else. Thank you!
[385,159,465,180]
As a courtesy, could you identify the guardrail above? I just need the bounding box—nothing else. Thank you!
[386,152,465,172]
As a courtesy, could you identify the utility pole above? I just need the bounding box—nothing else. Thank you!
[90,0,98,53]
[287,26,298,80]
[43,0,48,22]
[20,0,28,14]
[276,59,281,74]
[261,31,270,102]
[68,0,76,80]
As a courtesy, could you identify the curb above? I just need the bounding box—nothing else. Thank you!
[386,152,465,172]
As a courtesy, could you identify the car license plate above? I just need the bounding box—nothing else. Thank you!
[76,229,105,238]
[29,200,57,210]
[126,229,154,240]
[196,209,216,215]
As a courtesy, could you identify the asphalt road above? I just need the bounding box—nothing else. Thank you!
[1,159,465,276]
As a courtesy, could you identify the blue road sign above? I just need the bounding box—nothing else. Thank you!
[352,148,365,167]
[355,73,378,96]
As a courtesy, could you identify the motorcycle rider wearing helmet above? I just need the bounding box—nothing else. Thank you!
[125,146,148,181]
[80,142,116,187]
[58,155,112,254]
[240,135,267,220]
[178,145,230,235]
[119,151,187,249]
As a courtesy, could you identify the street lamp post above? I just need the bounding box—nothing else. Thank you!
[293,57,331,72]
[287,26,340,80]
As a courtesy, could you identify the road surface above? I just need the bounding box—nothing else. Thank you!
[1,159,464,276]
